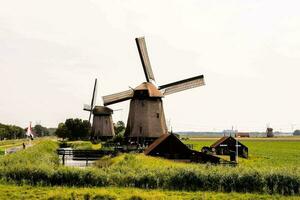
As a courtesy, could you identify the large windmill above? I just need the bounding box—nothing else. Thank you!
[103,37,205,143]
[84,78,115,140]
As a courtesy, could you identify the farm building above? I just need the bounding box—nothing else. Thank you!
[235,132,250,138]
[210,136,248,158]
[144,133,220,164]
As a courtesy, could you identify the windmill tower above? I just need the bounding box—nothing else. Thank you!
[103,37,205,144]
[84,78,115,141]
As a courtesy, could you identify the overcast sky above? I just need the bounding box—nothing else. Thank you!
[0,0,300,132]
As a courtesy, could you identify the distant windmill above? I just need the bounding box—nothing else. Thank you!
[103,37,205,144]
[25,122,35,140]
[84,78,115,140]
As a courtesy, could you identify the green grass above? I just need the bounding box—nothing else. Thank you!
[0,140,59,168]
[64,141,101,150]
[0,138,29,156]
[0,139,299,196]
[0,184,298,200]
[0,148,4,156]
[184,139,300,168]
[0,137,56,157]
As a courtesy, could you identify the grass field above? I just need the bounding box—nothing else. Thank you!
[0,184,299,200]
[0,137,299,199]
[62,137,300,169]
[184,137,300,168]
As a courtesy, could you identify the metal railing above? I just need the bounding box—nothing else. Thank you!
[57,149,113,166]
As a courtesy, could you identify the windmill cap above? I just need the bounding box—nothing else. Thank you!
[134,82,163,97]
[93,106,113,115]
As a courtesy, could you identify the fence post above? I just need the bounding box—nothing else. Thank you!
[86,152,88,166]
[62,154,65,165]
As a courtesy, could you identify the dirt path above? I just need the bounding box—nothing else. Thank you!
[5,143,33,154]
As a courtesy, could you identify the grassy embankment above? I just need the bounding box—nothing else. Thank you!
[63,141,101,150]
[0,138,299,198]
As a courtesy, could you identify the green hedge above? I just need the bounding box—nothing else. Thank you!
[0,165,299,195]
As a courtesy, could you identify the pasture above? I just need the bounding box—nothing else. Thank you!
[0,137,299,199]
[184,137,300,168]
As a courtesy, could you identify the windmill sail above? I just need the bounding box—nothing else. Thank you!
[83,104,92,111]
[136,37,156,82]
[159,75,205,96]
[26,122,34,138]
[103,89,134,106]
[92,79,98,108]
[88,78,98,122]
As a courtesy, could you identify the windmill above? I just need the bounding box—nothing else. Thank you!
[84,78,115,140]
[102,37,205,144]
[25,122,35,139]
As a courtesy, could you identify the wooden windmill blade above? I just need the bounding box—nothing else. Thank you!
[83,104,92,111]
[88,78,98,122]
[159,75,205,96]
[103,89,134,106]
[135,37,156,82]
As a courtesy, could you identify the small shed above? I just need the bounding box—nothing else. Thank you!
[210,136,248,158]
[144,133,220,164]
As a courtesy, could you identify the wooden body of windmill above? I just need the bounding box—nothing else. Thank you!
[91,106,114,140]
[125,82,168,143]
[84,79,115,141]
[103,37,205,144]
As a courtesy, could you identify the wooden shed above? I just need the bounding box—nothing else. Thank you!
[210,136,248,158]
[144,133,220,164]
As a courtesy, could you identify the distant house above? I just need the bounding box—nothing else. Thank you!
[210,136,248,158]
[144,134,221,164]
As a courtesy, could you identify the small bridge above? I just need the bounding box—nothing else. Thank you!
[57,148,115,166]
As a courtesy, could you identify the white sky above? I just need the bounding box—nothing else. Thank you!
[0,0,300,132]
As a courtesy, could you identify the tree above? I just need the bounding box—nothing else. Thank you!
[0,123,24,139]
[56,118,91,140]
[55,123,70,140]
[114,121,125,135]
[0,128,6,140]
[294,130,300,136]
[33,124,49,137]
[8,125,24,139]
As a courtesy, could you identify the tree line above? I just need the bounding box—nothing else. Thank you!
[55,118,125,141]
[0,123,52,140]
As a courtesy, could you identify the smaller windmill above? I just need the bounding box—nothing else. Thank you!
[25,122,35,140]
[84,78,115,140]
